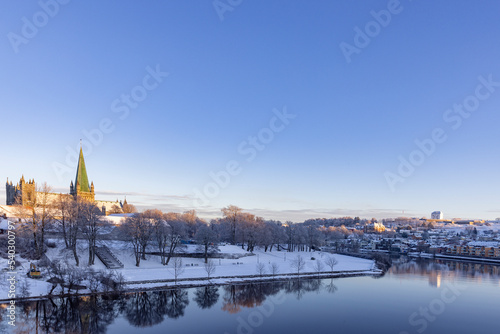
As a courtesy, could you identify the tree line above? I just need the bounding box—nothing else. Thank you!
[8,183,369,268]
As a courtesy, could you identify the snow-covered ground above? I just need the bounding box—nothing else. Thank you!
[0,239,377,301]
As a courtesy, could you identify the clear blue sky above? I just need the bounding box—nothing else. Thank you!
[1,0,500,221]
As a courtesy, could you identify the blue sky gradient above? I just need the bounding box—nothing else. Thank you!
[1,0,500,221]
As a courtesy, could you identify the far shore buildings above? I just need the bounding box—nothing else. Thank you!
[431,211,443,220]
[4,146,127,215]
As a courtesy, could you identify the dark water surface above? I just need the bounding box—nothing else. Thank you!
[2,258,499,333]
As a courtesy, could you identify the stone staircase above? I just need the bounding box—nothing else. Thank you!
[95,246,124,269]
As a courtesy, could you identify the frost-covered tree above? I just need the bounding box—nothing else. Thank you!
[324,256,338,272]
[120,213,152,267]
[204,259,216,280]
[221,205,243,245]
[291,254,306,275]
[269,262,280,277]
[172,257,185,284]
[312,259,324,277]
[15,182,55,259]
[78,201,106,266]
[195,224,219,263]
[256,262,266,276]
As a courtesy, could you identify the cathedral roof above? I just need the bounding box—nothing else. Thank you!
[75,147,91,193]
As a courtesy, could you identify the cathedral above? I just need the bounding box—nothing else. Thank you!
[5,146,126,215]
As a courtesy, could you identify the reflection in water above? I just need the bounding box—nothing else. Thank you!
[221,278,332,314]
[122,288,190,327]
[389,257,500,287]
[325,278,338,294]
[3,278,334,332]
[6,258,496,333]
[194,286,219,310]
[6,295,122,333]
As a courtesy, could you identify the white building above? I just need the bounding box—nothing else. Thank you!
[431,211,443,220]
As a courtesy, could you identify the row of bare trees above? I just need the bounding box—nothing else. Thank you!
[119,210,209,266]
[213,205,325,252]
[58,197,106,266]
[118,205,335,267]
[12,185,345,268]
[14,183,109,265]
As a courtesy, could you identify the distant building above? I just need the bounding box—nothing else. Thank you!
[5,144,127,215]
[431,211,443,220]
[365,222,386,233]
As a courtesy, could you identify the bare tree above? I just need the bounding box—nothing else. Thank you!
[86,268,101,294]
[48,259,68,294]
[56,194,72,248]
[18,278,31,298]
[306,225,322,251]
[120,213,151,267]
[153,217,170,265]
[78,201,105,266]
[15,182,55,259]
[55,195,80,265]
[324,256,338,272]
[122,203,137,213]
[139,220,154,261]
[260,220,286,252]
[238,213,264,252]
[195,224,219,263]
[146,210,185,265]
[171,257,185,284]
[312,259,324,277]
[204,259,216,280]
[108,204,123,214]
[285,222,295,252]
[164,218,187,265]
[221,205,242,245]
[290,254,306,275]
[269,262,280,277]
[64,198,80,266]
[65,266,86,293]
[181,209,202,238]
[256,262,266,276]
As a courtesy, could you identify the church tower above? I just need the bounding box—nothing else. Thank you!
[70,145,95,202]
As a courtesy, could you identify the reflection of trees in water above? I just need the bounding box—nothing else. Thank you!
[194,286,220,309]
[283,279,323,300]
[163,289,189,319]
[8,278,334,331]
[122,288,190,327]
[11,295,122,333]
[221,279,326,312]
[325,278,338,294]
[122,291,165,327]
[222,282,283,314]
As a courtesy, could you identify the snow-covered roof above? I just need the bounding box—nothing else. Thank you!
[0,205,15,217]
[108,213,135,218]
[0,219,10,230]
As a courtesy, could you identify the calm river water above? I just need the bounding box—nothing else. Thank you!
[2,257,500,333]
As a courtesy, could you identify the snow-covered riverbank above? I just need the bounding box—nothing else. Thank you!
[0,241,378,301]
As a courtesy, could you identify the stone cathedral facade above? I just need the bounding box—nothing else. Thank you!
[5,146,125,214]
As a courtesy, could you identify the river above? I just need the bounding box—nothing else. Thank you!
[2,257,499,333]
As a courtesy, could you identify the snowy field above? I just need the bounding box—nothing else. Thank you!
[0,238,376,300]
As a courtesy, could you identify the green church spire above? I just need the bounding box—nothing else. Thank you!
[75,146,90,193]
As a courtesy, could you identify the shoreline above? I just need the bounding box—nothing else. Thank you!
[407,252,500,264]
[0,269,382,303]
